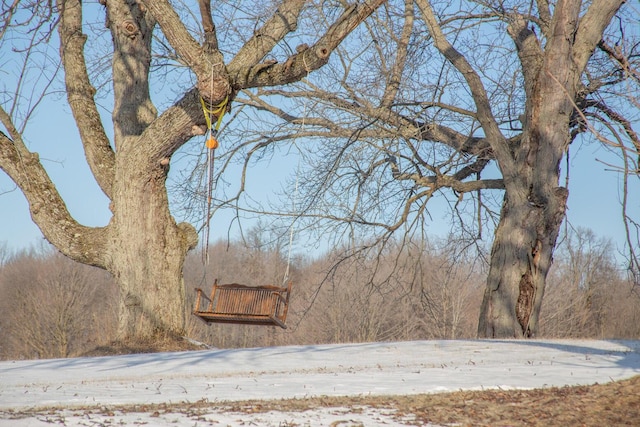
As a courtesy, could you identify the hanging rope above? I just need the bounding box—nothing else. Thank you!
[282,57,310,286]
[282,165,299,286]
[200,94,228,264]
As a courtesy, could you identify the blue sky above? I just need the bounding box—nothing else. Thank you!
[1,2,638,262]
[2,103,637,259]
[1,72,638,258]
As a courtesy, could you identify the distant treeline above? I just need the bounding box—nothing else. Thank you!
[1,227,638,360]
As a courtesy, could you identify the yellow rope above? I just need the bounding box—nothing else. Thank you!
[200,96,228,131]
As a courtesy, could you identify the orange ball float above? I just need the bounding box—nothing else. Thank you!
[206,135,219,149]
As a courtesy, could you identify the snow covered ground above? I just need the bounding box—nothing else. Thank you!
[1,339,639,426]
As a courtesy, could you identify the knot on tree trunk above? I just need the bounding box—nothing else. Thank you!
[124,292,141,307]
[178,222,199,250]
[197,76,231,109]
[121,20,139,38]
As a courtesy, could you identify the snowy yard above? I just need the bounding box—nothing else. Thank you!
[1,339,639,426]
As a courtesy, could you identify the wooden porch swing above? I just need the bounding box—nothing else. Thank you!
[192,85,300,330]
[193,280,292,328]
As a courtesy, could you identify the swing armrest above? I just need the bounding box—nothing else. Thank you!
[194,288,213,312]
[280,281,292,304]
[274,288,289,305]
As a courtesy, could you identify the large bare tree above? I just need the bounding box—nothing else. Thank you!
[0,0,384,342]
[224,0,639,338]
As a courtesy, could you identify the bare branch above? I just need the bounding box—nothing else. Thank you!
[415,0,512,173]
[598,40,640,84]
[139,0,202,73]
[380,0,414,108]
[196,0,217,49]
[573,0,625,72]
[506,12,543,96]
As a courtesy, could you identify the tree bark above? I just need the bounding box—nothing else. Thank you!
[478,187,568,337]
[107,148,197,339]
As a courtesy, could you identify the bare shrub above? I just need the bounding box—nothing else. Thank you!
[283,238,484,345]
[539,228,637,338]
[0,246,117,359]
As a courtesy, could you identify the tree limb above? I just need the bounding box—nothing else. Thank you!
[140,0,229,104]
[229,0,386,89]
[388,154,503,192]
[139,88,204,162]
[598,40,640,83]
[58,0,114,197]
[197,0,217,49]
[228,0,306,71]
[0,107,107,267]
[247,87,493,157]
[139,0,202,73]
[380,0,414,108]
[535,0,551,34]
[506,12,543,98]
[573,0,625,72]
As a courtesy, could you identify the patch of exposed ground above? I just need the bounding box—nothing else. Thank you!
[79,335,209,357]
[221,375,640,426]
[3,375,638,426]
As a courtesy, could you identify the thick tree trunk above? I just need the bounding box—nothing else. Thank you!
[475,0,610,338]
[477,58,573,338]
[478,185,568,338]
[104,3,198,341]
[477,49,574,338]
[107,146,197,341]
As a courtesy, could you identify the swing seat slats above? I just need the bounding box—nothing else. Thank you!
[193,281,291,329]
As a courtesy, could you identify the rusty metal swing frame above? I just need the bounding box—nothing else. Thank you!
[193,280,292,329]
